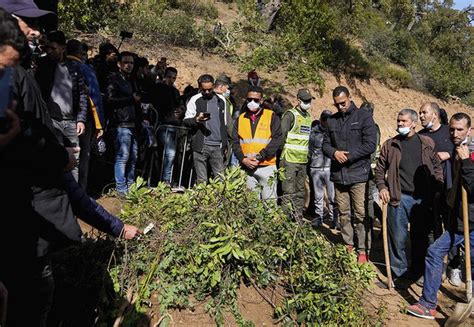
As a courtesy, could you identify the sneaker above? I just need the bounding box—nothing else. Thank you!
[357,252,368,264]
[406,303,436,320]
[449,268,462,287]
[415,275,424,287]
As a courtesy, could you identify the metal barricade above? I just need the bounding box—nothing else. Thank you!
[143,124,194,190]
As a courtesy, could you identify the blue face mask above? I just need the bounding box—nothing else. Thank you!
[397,126,411,136]
[223,89,231,98]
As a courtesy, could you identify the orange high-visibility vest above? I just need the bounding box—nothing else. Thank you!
[238,109,276,166]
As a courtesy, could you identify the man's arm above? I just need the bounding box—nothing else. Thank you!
[280,111,294,147]
[322,122,337,159]
[259,112,282,160]
[346,114,377,163]
[374,140,390,191]
[105,76,133,108]
[232,117,245,162]
[183,95,199,128]
[76,68,88,124]
[62,172,139,238]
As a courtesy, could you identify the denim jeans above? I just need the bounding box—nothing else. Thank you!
[114,127,138,194]
[157,126,177,183]
[309,167,336,224]
[246,165,277,200]
[193,144,225,184]
[419,230,474,309]
[388,193,431,277]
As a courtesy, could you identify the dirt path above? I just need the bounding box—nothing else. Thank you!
[320,224,474,327]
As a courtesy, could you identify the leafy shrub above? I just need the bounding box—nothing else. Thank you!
[58,0,120,35]
[105,169,375,325]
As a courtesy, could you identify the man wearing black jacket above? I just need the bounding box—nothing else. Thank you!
[408,112,474,320]
[106,51,141,195]
[322,86,377,263]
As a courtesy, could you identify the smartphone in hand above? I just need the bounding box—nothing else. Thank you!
[202,112,211,120]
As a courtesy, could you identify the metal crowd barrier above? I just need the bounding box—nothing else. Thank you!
[142,123,194,190]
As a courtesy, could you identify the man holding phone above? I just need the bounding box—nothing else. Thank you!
[184,74,232,183]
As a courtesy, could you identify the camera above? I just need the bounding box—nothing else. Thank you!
[120,31,133,39]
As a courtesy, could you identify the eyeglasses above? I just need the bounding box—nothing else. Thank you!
[247,98,261,102]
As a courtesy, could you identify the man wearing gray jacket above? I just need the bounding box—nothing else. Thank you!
[309,110,337,228]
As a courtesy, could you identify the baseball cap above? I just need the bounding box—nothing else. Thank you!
[297,88,315,101]
[0,0,55,17]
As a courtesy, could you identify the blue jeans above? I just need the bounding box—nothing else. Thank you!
[420,230,474,309]
[158,126,177,183]
[114,127,138,194]
[388,194,430,277]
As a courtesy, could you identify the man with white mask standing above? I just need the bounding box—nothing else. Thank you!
[232,86,282,199]
[375,109,443,283]
[280,89,314,215]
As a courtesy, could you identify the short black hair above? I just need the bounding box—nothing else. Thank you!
[135,56,149,68]
[99,42,118,57]
[198,74,214,86]
[66,39,82,57]
[450,112,471,128]
[247,85,264,96]
[47,30,66,46]
[165,67,178,76]
[332,85,350,98]
[118,51,134,62]
[0,8,27,57]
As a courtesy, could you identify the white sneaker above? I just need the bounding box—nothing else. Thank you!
[449,268,462,287]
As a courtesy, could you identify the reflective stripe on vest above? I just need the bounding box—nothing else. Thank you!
[238,109,276,166]
[282,108,312,164]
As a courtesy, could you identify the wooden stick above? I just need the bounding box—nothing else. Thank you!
[382,203,393,291]
[462,187,472,302]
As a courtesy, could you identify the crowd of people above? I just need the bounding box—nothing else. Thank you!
[1,0,473,325]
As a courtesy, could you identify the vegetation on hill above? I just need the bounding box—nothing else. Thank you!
[59,0,473,104]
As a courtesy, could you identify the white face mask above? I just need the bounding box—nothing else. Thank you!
[223,89,231,98]
[426,119,434,129]
[461,137,469,145]
[300,102,311,111]
[397,126,411,136]
[247,100,260,112]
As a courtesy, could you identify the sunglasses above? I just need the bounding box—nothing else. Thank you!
[247,98,261,102]
[334,101,347,107]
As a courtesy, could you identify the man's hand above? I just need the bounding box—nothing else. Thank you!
[76,122,86,136]
[0,109,21,147]
[195,112,210,123]
[456,144,470,160]
[379,188,390,204]
[242,157,259,170]
[133,93,142,103]
[96,129,104,139]
[122,224,141,240]
[437,152,451,162]
[334,150,350,164]
[0,281,7,325]
[63,146,80,172]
